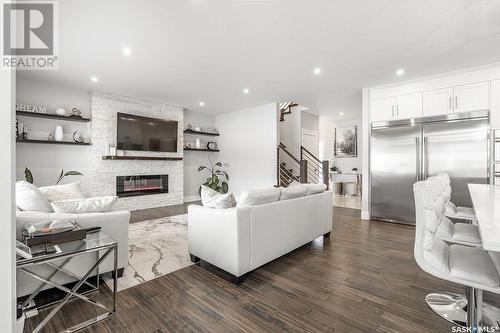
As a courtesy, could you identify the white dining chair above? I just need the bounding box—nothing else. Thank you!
[414,178,500,329]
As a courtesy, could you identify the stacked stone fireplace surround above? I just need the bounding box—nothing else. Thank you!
[90,92,184,211]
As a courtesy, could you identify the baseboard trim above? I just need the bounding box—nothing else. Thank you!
[184,195,200,203]
[361,210,370,220]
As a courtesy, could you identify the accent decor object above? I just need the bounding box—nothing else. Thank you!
[207,141,217,150]
[55,108,66,116]
[334,125,357,158]
[54,126,64,141]
[195,138,201,149]
[72,130,85,143]
[16,104,47,113]
[70,107,82,117]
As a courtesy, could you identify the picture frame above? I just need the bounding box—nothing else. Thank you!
[334,125,357,158]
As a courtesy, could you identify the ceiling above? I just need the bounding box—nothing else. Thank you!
[18,0,500,121]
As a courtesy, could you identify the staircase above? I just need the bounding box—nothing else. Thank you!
[279,102,298,122]
[277,143,329,188]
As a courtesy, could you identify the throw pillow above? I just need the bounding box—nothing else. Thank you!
[237,187,281,207]
[40,182,85,202]
[279,185,307,200]
[201,186,236,209]
[51,196,118,214]
[16,181,53,212]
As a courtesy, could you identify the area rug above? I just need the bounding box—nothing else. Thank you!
[105,214,192,291]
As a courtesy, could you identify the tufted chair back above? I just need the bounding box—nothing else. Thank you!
[413,178,451,276]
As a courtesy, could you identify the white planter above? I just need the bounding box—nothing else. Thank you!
[54,126,64,141]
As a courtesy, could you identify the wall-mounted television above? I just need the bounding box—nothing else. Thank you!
[117,112,178,152]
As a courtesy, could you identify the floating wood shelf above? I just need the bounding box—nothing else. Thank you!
[16,111,91,122]
[102,155,183,161]
[184,148,220,152]
[16,139,90,146]
[183,129,219,136]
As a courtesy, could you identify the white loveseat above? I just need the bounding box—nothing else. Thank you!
[16,210,130,297]
[188,189,332,283]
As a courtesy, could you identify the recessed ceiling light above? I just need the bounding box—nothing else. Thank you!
[339,112,344,116]
[313,67,321,75]
[90,76,99,83]
[199,101,205,107]
[122,46,132,56]
[243,89,249,94]
[396,69,405,76]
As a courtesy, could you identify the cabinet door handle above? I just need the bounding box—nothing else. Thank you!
[449,97,452,110]
[455,96,458,109]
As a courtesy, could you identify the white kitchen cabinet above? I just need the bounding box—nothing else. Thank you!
[370,97,395,122]
[395,92,422,119]
[423,88,453,117]
[453,81,489,113]
[491,80,500,129]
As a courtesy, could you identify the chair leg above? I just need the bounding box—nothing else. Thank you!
[465,286,482,329]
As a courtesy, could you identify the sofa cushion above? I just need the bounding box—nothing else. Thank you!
[16,181,53,212]
[51,196,118,214]
[40,182,85,202]
[289,181,327,195]
[237,187,281,207]
[279,185,307,200]
[201,186,236,209]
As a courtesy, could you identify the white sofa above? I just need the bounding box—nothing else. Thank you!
[16,209,130,297]
[188,190,332,283]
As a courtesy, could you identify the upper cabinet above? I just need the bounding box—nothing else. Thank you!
[422,82,489,117]
[370,93,422,122]
[453,81,489,113]
[370,97,395,122]
[423,88,453,117]
[395,93,422,120]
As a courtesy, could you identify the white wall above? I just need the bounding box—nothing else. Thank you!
[0,68,15,332]
[183,109,217,202]
[216,103,278,198]
[15,78,92,193]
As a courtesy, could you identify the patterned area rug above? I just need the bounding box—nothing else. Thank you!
[106,214,192,291]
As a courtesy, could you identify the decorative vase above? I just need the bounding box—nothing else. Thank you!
[55,108,66,116]
[195,138,201,149]
[54,126,64,141]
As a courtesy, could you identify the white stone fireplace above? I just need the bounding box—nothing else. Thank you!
[90,92,183,211]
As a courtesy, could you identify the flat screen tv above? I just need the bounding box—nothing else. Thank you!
[117,113,178,152]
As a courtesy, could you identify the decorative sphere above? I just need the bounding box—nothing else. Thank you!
[55,108,66,116]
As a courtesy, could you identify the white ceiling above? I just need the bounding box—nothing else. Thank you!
[18,0,500,121]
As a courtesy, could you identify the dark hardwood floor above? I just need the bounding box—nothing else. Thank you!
[26,206,489,332]
[129,201,200,223]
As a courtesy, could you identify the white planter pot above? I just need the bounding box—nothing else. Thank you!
[54,126,64,141]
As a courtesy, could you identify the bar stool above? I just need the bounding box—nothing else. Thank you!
[413,178,500,330]
[436,173,477,222]
[426,176,482,248]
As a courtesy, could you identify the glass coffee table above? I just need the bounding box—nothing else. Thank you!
[17,230,118,333]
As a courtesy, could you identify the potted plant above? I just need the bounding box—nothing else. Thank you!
[198,159,229,194]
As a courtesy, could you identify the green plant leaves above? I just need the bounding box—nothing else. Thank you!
[215,162,222,167]
[24,168,33,184]
[198,160,229,194]
[198,166,208,172]
[56,169,83,184]
[221,182,229,194]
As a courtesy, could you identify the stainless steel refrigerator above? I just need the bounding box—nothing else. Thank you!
[370,110,489,225]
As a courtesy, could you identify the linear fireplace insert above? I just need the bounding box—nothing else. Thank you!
[116,174,168,198]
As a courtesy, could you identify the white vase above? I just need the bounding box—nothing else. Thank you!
[54,126,64,141]
[55,108,66,116]
[195,138,201,149]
